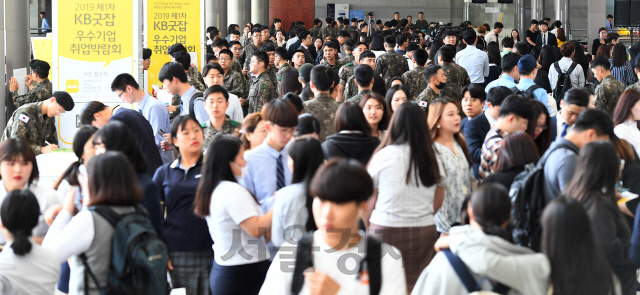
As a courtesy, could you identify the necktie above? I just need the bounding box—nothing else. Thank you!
[561,122,568,137]
[543,34,546,46]
[276,154,285,190]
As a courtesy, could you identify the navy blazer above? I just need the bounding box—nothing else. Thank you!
[463,112,491,179]
[535,32,558,47]
[110,108,163,177]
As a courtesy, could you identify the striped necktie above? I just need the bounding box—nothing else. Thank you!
[276,154,285,190]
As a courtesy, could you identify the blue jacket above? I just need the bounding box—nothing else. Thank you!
[463,112,491,179]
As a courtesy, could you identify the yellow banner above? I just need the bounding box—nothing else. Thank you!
[58,1,133,66]
[146,0,202,93]
[31,37,52,80]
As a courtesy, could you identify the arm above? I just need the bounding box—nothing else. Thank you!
[140,180,165,240]
[433,186,445,213]
[42,209,95,263]
[240,209,274,239]
[591,201,632,267]
[483,54,490,77]
[363,189,378,229]
[463,120,483,163]
[527,36,536,46]
[556,153,578,191]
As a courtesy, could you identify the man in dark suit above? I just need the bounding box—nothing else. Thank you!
[296,31,316,64]
[463,86,510,179]
[535,22,557,47]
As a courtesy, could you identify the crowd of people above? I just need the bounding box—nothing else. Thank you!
[1,11,640,295]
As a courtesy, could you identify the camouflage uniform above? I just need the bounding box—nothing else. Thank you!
[415,19,429,30]
[401,66,426,101]
[202,115,241,150]
[310,26,322,40]
[375,49,410,85]
[347,89,374,105]
[231,58,243,73]
[276,63,294,84]
[625,81,640,92]
[240,42,260,71]
[321,26,337,40]
[266,65,277,86]
[417,85,441,105]
[248,72,277,113]
[348,26,358,33]
[1,102,56,155]
[338,63,356,86]
[440,62,471,102]
[594,74,625,116]
[224,69,247,99]
[338,53,354,65]
[338,25,346,31]
[343,75,360,101]
[12,79,52,108]
[319,59,346,72]
[302,93,340,141]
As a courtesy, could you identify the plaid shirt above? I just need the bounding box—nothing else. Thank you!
[479,128,508,179]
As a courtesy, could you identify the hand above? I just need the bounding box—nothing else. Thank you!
[242,70,248,76]
[190,62,197,68]
[165,105,177,113]
[160,141,173,151]
[9,77,18,92]
[25,75,33,89]
[305,271,340,295]
[163,133,173,145]
[63,188,78,216]
[434,235,451,252]
[41,144,59,153]
[44,205,63,226]
[239,97,245,106]
[167,259,174,271]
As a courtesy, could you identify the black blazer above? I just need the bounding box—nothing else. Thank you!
[297,45,314,64]
[110,108,163,177]
[287,39,302,60]
[463,112,491,179]
[535,32,557,47]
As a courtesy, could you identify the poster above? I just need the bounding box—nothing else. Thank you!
[327,4,335,18]
[53,0,142,146]
[336,4,349,20]
[145,0,205,94]
[350,10,364,21]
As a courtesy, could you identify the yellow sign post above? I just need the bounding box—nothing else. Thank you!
[145,0,204,93]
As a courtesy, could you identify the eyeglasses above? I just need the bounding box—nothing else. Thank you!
[55,105,66,117]
[116,91,124,98]
[219,58,232,62]
[535,125,548,131]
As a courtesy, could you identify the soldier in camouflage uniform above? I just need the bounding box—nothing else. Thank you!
[10,60,52,108]
[240,29,263,71]
[338,40,355,65]
[415,13,428,30]
[347,89,374,105]
[441,62,471,102]
[625,80,640,92]
[310,19,323,40]
[417,65,447,106]
[202,115,242,150]
[375,36,410,85]
[319,41,345,72]
[276,62,294,87]
[401,49,429,101]
[594,74,625,116]
[302,67,340,141]
[347,18,359,33]
[321,18,337,40]
[248,51,278,113]
[2,92,74,155]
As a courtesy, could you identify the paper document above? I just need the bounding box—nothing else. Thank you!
[188,52,198,70]
[13,68,28,95]
[152,84,174,106]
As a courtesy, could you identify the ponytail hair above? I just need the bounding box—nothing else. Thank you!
[0,190,40,255]
[470,183,513,242]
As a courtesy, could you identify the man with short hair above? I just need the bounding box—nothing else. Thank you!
[347,65,375,105]
[337,30,350,54]
[111,73,173,164]
[240,29,263,73]
[541,109,613,203]
[513,41,531,55]
[485,52,522,92]
[159,61,208,124]
[375,35,410,85]
[417,65,446,105]
[348,18,358,32]
[375,20,383,31]
[555,88,590,139]
[344,50,377,101]
[10,59,52,108]
[484,22,504,49]
[525,19,540,48]
[202,85,242,149]
[434,30,458,65]
[248,51,278,113]
[606,32,620,45]
[625,57,640,92]
[515,54,554,114]
[229,41,244,73]
[337,17,345,31]
[2,91,73,154]
[260,26,274,45]
[395,34,409,55]
[339,39,356,64]
[337,42,367,102]
[464,86,511,179]
[402,48,428,101]
[228,30,241,42]
[270,18,287,40]
[260,43,278,84]
[202,62,244,122]
[416,12,428,30]
[218,49,247,110]
[549,42,585,94]
[303,66,340,141]
[143,48,152,71]
[291,49,306,70]
[439,45,471,103]
[321,17,337,40]
[479,95,533,179]
[535,22,557,47]
[606,14,613,33]
[211,38,229,59]
[275,47,294,89]
[319,41,345,71]
[40,12,50,33]
[455,29,489,86]
[394,12,400,22]
[501,37,514,57]
[310,19,323,40]
[592,56,625,115]
[296,31,314,64]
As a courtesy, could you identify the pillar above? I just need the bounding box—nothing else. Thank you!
[5,0,29,118]
[219,0,228,35]
[263,0,269,27]
[243,0,251,27]
[587,0,604,53]
[205,0,218,29]
[515,0,525,34]
[228,0,243,29]
[531,0,544,21]
[251,0,263,25]
[555,0,569,36]
[0,0,5,127]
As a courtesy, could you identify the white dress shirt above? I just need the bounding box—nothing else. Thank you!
[540,32,550,46]
[455,45,490,84]
[548,57,585,90]
[615,120,640,156]
[226,93,244,122]
[555,111,573,140]
[484,31,502,49]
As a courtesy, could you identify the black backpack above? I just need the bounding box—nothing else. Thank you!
[509,142,579,251]
[188,91,205,119]
[80,205,170,295]
[509,85,543,100]
[552,62,578,103]
[291,231,382,295]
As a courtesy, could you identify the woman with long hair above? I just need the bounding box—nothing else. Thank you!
[427,98,472,234]
[385,85,410,113]
[483,132,540,189]
[193,135,272,295]
[571,41,591,82]
[511,29,521,42]
[526,99,554,154]
[592,27,608,57]
[240,113,267,152]
[614,89,640,155]
[278,69,303,96]
[365,102,444,291]
[563,141,637,295]
[271,138,324,248]
[610,43,638,87]
[370,34,386,57]
[359,93,391,139]
[322,101,381,164]
[53,126,97,198]
[542,197,622,295]
[556,28,567,47]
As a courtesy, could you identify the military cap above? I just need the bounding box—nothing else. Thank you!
[53,91,75,111]
[29,59,50,72]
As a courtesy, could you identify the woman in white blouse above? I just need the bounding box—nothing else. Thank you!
[613,89,640,156]
[193,135,272,295]
[365,102,446,293]
[427,98,472,234]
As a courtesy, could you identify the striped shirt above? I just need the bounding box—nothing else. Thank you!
[479,128,508,179]
[609,58,638,87]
